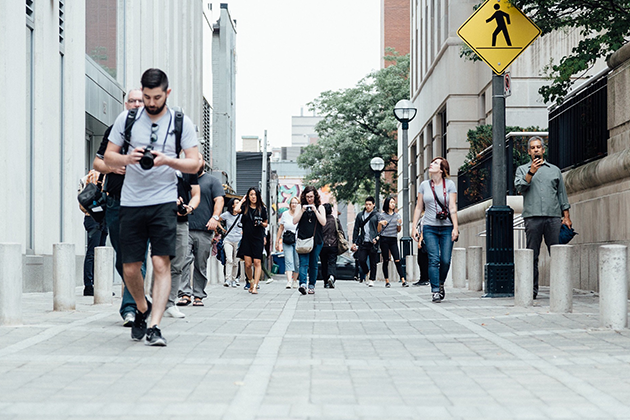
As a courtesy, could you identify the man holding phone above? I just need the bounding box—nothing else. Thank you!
[515,136,572,299]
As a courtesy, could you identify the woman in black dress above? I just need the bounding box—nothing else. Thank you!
[235,188,268,294]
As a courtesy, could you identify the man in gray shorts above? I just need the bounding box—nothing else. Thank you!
[104,68,200,346]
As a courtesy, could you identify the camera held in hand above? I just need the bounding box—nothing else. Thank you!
[139,145,155,170]
[177,202,187,215]
[436,211,449,221]
[253,215,263,227]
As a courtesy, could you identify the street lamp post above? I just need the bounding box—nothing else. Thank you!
[393,100,417,271]
[370,157,385,210]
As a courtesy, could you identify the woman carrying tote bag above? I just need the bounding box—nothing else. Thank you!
[293,186,326,295]
[276,196,300,289]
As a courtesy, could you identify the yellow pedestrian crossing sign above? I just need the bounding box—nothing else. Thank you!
[457,0,541,75]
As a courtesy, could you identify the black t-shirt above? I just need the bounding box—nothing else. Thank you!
[241,206,268,241]
[96,125,124,198]
[176,173,199,223]
[297,208,324,245]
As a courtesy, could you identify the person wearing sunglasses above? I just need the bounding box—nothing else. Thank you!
[104,69,200,346]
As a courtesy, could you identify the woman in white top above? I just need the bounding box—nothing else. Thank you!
[219,198,243,288]
[276,197,300,289]
[411,157,459,303]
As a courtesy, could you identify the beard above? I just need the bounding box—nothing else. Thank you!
[145,100,167,115]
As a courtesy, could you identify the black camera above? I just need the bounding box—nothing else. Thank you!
[253,216,263,226]
[436,211,449,221]
[177,202,187,215]
[139,145,155,170]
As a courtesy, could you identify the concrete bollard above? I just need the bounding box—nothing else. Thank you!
[467,246,483,291]
[452,248,466,288]
[0,243,23,326]
[514,249,534,307]
[406,255,417,283]
[549,245,574,313]
[53,243,76,311]
[375,262,385,281]
[94,246,114,305]
[599,245,628,330]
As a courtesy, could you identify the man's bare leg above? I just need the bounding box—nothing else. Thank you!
[123,261,148,313]
[150,255,171,327]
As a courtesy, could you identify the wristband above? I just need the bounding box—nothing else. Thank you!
[527,170,535,176]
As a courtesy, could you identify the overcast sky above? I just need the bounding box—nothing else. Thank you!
[210,1,381,149]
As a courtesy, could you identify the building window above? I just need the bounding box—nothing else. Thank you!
[26,0,34,26]
[26,25,34,251]
[202,98,212,166]
[438,107,447,158]
[59,0,65,46]
[86,0,117,79]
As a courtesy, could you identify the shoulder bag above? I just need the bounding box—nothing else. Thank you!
[336,219,350,254]
[296,211,316,254]
[77,173,107,223]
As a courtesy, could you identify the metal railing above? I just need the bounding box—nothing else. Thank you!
[548,72,609,171]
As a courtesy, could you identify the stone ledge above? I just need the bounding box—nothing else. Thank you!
[458,196,523,225]
[564,148,630,194]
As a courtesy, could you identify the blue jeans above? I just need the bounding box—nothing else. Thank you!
[105,196,141,318]
[423,225,454,293]
[83,216,108,287]
[298,242,323,289]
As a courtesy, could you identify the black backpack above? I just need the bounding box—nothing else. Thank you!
[121,108,184,156]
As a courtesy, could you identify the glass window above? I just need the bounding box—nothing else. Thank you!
[85,0,117,78]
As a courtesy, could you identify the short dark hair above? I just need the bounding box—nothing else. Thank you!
[323,203,333,216]
[365,196,375,204]
[382,196,396,213]
[141,68,169,91]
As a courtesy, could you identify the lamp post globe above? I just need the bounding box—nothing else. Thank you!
[370,157,385,172]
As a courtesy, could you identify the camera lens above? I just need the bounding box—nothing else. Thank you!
[140,146,154,170]
[177,203,186,214]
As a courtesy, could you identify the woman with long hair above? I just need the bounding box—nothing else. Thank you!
[219,198,243,288]
[320,203,340,289]
[276,196,300,289]
[293,186,326,295]
[412,157,459,303]
[235,187,268,294]
[377,196,409,288]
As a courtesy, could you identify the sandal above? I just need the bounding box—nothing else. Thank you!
[176,296,191,306]
[192,298,204,307]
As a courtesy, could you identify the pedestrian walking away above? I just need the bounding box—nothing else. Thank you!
[514,136,572,300]
[93,88,144,326]
[219,198,244,288]
[235,188,268,294]
[320,203,339,289]
[178,154,225,307]
[104,68,200,346]
[351,197,380,287]
[164,167,200,319]
[377,197,408,288]
[293,186,326,295]
[276,196,300,289]
[412,157,459,303]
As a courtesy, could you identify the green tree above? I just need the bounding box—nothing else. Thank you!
[298,50,410,203]
[461,0,630,104]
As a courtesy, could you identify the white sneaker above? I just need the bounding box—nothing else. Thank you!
[265,278,274,284]
[292,280,298,289]
[235,278,240,286]
[230,280,237,288]
[367,280,374,287]
[223,281,230,287]
[164,306,185,318]
[286,280,292,289]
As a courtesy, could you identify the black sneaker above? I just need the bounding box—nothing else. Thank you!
[145,325,167,346]
[385,282,391,288]
[402,281,409,287]
[298,285,307,295]
[439,284,445,300]
[131,300,152,341]
[432,292,442,303]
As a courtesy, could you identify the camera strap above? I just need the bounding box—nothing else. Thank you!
[121,107,183,156]
[431,179,452,223]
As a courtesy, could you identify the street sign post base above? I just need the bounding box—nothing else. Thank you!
[484,206,515,297]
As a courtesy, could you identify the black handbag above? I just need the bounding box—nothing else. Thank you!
[282,230,296,245]
[77,174,106,223]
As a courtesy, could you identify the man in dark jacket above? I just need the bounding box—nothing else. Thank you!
[351,197,379,287]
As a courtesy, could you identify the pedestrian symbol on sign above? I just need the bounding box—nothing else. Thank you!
[486,4,511,47]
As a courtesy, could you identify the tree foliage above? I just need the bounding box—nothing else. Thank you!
[461,0,630,104]
[298,50,410,203]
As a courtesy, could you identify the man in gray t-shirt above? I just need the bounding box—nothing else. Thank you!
[105,68,200,347]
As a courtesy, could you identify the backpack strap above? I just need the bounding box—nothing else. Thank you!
[173,110,184,156]
[121,108,139,155]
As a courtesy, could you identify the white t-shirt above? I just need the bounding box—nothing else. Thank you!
[220,211,243,243]
[280,210,298,233]
[419,178,457,227]
[108,108,198,207]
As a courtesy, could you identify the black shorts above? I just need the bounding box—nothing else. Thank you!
[119,202,177,263]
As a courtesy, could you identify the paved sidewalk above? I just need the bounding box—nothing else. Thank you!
[1,278,630,420]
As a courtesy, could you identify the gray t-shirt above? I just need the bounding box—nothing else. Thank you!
[220,211,243,243]
[419,179,457,227]
[188,172,225,231]
[108,108,198,207]
[378,212,402,237]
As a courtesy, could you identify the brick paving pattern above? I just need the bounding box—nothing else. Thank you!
[1,278,630,420]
